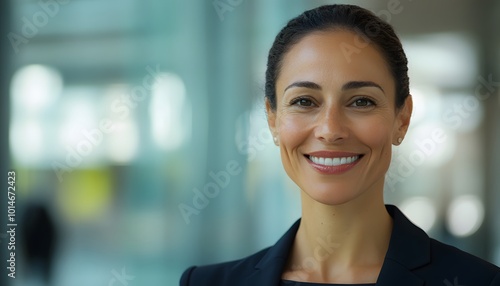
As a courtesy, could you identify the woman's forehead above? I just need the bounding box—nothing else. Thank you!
[277,30,395,95]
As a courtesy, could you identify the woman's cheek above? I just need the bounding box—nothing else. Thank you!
[278,114,310,144]
[355,116,391,147]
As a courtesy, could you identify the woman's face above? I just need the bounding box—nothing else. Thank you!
[267,29,412,206]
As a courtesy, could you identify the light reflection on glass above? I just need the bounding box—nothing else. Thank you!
[403,33,477,89]
[149,73,190,151]
[447,195,485,237]
[10,65,63,166]
[107,118,139,163]
[400,197,437,232]
[10,64,62,114]
[9,119,44,165]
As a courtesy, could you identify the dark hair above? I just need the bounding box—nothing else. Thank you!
[265,4,409,110]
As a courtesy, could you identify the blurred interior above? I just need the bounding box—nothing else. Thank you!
[1,0,500,285]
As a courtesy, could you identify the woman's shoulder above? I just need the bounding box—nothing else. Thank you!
[180,246,272,285]
[421,238,500,284]
[430,237,499,269]
[383,205,499,284]
[180,220,301,285]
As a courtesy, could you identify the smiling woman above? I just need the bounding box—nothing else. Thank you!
[180,4,500,286]
[269,29,410,209]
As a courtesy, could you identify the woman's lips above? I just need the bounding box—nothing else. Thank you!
[305,151,363,174]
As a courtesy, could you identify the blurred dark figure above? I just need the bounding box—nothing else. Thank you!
[20,203,58,285]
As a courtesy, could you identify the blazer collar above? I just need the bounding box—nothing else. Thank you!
[246,219,300,285]
[376,204,429,285]
[246,205,430,285]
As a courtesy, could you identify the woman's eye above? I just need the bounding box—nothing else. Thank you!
[351,97,375,107]
[291,97,314,107]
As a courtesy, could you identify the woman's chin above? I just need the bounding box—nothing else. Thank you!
[302,188,362,206]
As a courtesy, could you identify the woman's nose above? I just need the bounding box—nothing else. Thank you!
[314,107,349,143]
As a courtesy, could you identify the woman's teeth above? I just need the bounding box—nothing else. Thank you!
[309,155,359,166]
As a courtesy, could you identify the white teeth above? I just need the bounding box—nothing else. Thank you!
[309,155,359,166]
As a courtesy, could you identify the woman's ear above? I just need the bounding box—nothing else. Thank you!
[394,95,413,144]
[265,98,278,145]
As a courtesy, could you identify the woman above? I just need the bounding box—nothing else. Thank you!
[181,4,500,285]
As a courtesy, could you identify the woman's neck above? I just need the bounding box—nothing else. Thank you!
[283,190,393,283]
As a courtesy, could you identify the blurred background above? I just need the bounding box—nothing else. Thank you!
[1,0,499,285]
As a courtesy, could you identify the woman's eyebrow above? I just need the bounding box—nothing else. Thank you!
[342,81,384,92]
[284,81,322,93]
[283,80,384,93]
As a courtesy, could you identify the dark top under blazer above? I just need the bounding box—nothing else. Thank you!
[180,205,500,285]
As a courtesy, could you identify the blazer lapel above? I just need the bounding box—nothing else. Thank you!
[376,205,430,286]
[376,259,424,285]
[243,219,301,285]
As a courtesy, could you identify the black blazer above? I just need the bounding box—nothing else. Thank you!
[180,205,500,285]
